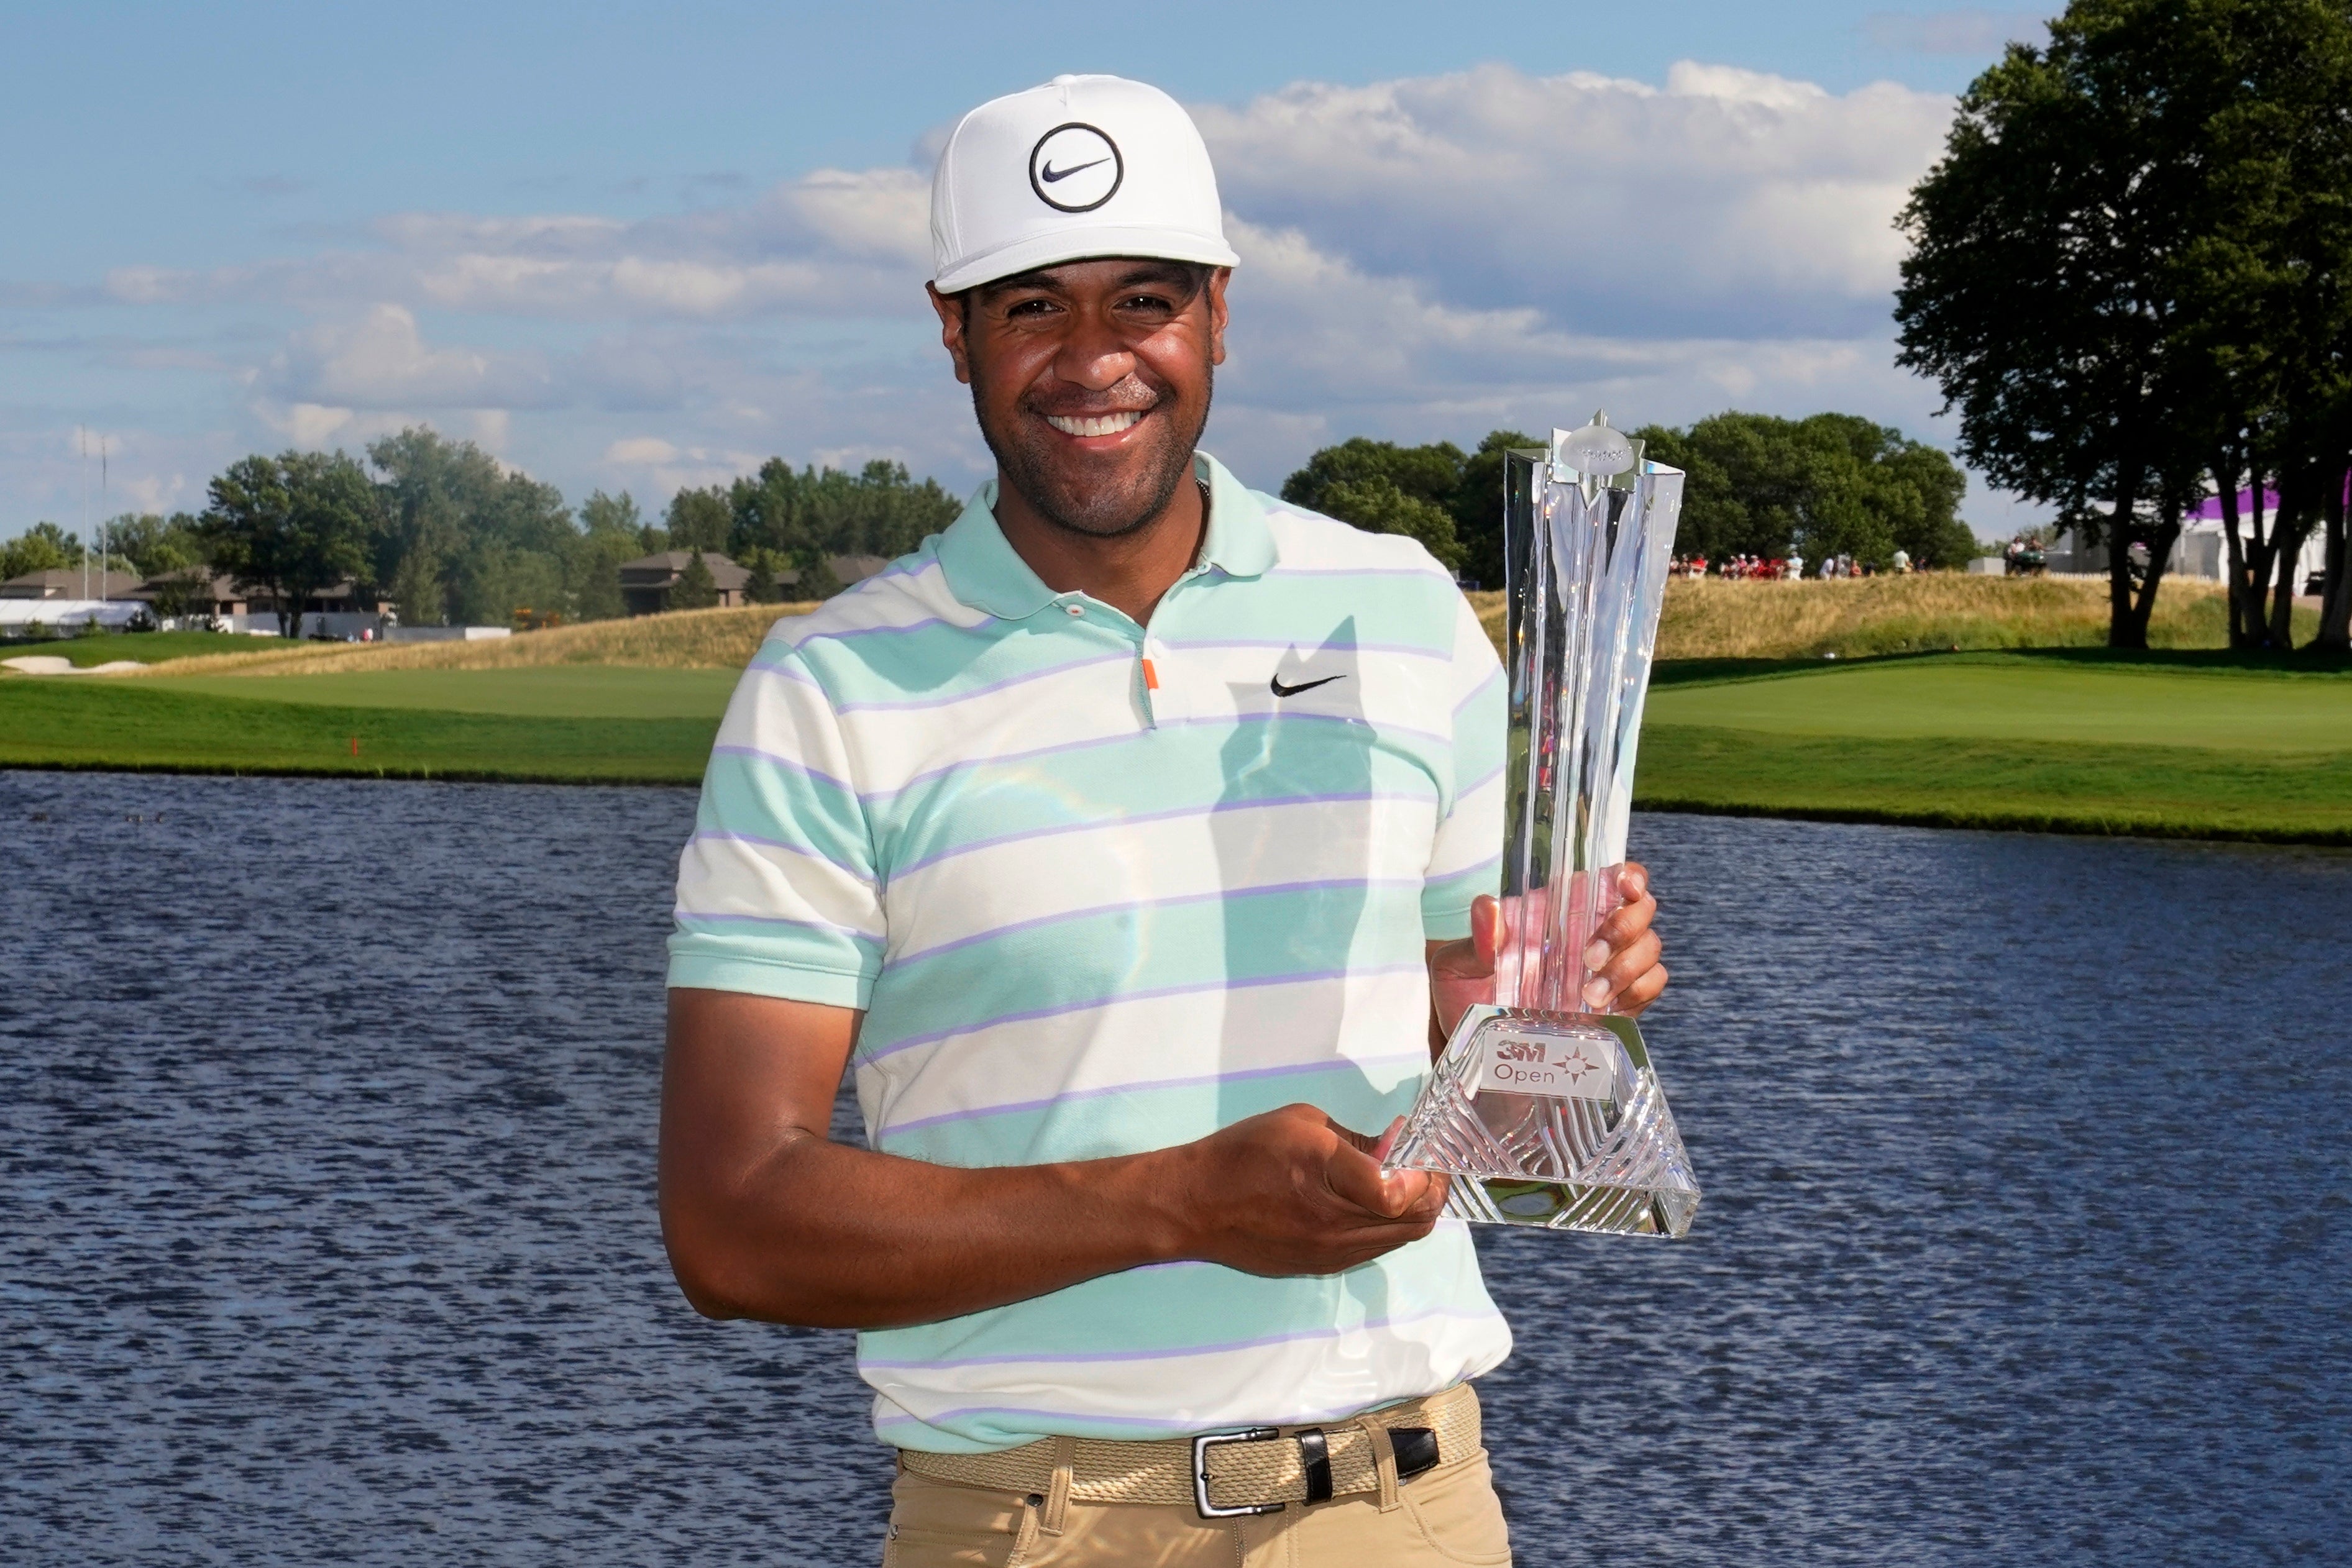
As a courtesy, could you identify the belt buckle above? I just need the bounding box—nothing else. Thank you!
[1191,1426,1287,1519]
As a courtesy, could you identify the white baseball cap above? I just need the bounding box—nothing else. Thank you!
[930,73,1240,294]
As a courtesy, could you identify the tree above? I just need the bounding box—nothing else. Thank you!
[670,550,721,610]
[573,489,644,621]
[366,427,575,627]
[1449,431,1538,590]
[1281,437,1470,570]
[1895,0,2258,646]
[667,487,732,554]
[199,451,378,637]
[1,521,78,580]
[104,512,207,577]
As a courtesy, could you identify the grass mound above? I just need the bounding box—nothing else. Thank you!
[132,603,817,678]
[1470,574,2313,662]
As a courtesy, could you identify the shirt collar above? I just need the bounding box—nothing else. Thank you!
[936,450,1279,621]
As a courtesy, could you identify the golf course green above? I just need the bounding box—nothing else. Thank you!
[3,647,2348,839]
[1638,651,2352,841]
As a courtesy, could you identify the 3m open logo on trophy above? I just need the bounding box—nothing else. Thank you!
[1384,414,1703,1238]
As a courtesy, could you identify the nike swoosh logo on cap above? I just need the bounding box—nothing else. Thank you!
[1270,673,1345,698]
[1040,157,1110,183]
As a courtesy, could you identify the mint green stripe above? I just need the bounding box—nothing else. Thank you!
[698,750,875,877]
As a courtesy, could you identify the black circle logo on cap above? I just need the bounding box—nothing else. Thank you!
[1028,122,1123,213]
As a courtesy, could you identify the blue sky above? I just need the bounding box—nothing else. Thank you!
[1,2,2052,538]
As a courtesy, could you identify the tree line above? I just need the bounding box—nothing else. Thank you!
[1278,413,1975,587]
[1897,0,2352,650]
[0,427,961,634]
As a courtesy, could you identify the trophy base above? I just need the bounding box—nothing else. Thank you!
[1384,1005,1701,1240]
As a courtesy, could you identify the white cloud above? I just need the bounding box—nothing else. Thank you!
[14,59,2049,532]
[1196,61,1949,339]
[604,436,679,465]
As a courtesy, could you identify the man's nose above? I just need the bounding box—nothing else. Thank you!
[1052,309,1138,392]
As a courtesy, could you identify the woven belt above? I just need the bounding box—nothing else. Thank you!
[899,1383,1480,1520]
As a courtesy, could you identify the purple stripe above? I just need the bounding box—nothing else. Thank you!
[856,962,1425,1064]
[687,828,874,880]
[877,1049,1429,1137]
[786,614,953,647]
[889,876,1424,967]
[835,650,1130,713]
[743,659,826,691]
[1155,637,1448,660]
[1453,757,1506,800]
[707,744,856,796]
[1425,850,1503,887]
[863,1306,1491,1370]
[1452,664,1504,715]
[672,906,878,942]
[889,790,1437,878]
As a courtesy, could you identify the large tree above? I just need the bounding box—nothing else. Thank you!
[1639,412,1974,569]
[1897,0,2352,649]
[367,427,575,627]
[1281,437,1470,572]
[199,451,378,637]
[1895,0,2215,646]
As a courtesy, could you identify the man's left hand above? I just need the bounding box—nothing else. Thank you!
[1425,862,1668,1050]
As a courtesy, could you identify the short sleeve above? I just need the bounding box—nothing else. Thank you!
[1421,591,1507,941]
[666,639,885,1010]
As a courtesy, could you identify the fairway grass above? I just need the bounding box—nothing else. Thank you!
[0,678,714,784]
[7,642,2348,842]
[1,629,277,667]
[147,666,741,719]
[1636,726,2352,842]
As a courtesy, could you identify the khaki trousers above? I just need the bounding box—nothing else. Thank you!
[879,1446,1512,1566]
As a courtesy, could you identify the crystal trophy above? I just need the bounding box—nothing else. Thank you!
[1383,414,1701,1238]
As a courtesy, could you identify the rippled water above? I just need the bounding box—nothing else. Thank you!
[4,770,2346,1566]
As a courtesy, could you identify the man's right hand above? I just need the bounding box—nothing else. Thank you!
[662,988,1450,1329]
[1169,1104,1450,1278]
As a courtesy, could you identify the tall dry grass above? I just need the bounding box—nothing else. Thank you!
[140,603,820,678]
[139,573,2290,680]
[1471,573,2284,662]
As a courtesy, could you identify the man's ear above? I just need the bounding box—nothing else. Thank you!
[927,283,974,386]
[1205,267,1232,367]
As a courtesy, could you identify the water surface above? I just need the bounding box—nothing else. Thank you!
[4,772,2345,1565]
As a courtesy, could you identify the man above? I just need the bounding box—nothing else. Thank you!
[659,74,1667,1565]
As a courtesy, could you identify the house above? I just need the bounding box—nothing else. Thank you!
[124,570,250,619]
[618,551,752,615]
[2,568,145,601]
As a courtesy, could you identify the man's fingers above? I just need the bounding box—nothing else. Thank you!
[1324,1136,1432,1219]
[1616,961,1668,1017]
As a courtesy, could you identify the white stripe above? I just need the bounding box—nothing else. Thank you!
[1425,768,1504,879]
[862,968,1434,1131]
[882,795,1442,965]
[678,834,882,938]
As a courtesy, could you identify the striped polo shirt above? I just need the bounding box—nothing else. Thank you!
[667,450,1511,1454]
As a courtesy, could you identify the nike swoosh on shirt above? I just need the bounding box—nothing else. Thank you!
[1270,673,1345,698]
[1040,157,1110,183]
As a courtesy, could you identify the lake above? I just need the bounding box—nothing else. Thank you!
[4,770,2345,1566]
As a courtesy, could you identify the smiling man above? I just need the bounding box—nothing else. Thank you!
[658,75,1666,1566]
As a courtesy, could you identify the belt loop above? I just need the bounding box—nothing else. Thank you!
[1363,1423,1403,1513]
[1041,1437,1075,1536]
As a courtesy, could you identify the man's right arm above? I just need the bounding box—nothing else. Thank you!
[657,987,1448,1331]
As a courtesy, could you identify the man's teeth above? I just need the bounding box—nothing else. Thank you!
[1046,411,1143,437]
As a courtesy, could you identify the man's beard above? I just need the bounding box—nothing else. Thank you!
[975,367,1212,539]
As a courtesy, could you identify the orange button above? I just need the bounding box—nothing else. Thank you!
[1141,657,1160,690]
